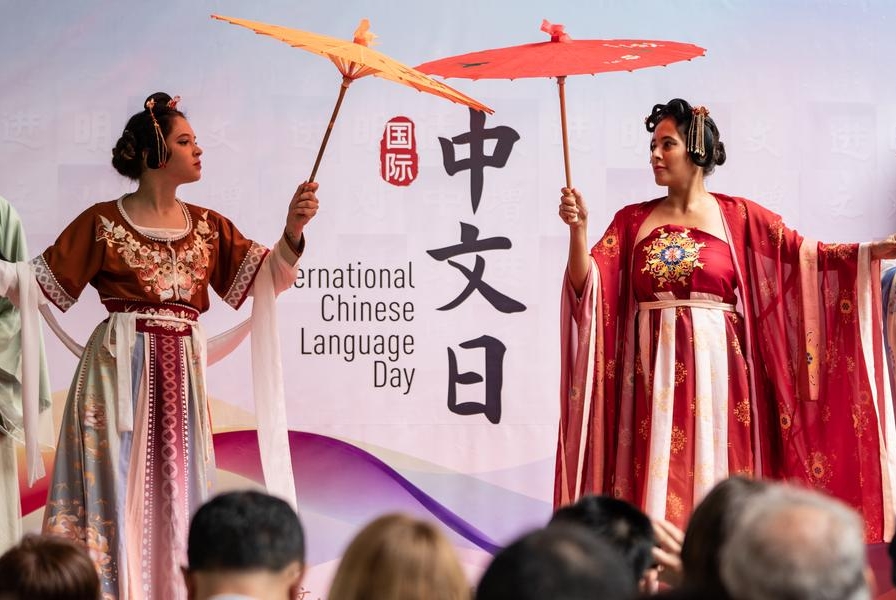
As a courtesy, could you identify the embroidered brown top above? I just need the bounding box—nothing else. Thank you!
[30,197,268,314]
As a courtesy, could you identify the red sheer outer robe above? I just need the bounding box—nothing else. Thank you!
[557,193,895,541]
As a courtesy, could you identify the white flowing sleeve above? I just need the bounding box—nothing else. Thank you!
[206,237,299,364]
[246,240,300,509]
[0,261,52,485]
[200,234,301,508]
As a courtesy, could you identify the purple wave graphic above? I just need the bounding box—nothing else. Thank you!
[214,429,501,555]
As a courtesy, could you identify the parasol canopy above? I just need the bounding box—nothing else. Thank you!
[212,14,493,181]
[416,20,705,188]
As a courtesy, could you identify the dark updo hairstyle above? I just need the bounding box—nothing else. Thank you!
[644,98,726,175]
[111,92,185,180]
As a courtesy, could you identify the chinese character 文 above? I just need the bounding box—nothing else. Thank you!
[447,335,506,424]
[427,222,526,313]
[439,108,520,213]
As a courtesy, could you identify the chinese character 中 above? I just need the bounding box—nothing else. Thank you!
[439,108,520,213]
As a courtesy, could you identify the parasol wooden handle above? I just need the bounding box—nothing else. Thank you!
[556,75,573,190]
[309,77,353,183]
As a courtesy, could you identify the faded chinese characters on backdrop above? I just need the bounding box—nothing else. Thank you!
[292,108,523,418]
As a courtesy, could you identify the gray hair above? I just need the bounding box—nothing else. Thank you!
[720,484,869,600]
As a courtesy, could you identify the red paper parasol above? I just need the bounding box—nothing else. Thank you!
[416,20,706,188]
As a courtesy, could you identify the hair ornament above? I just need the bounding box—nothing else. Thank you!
[687,105,709,158]
[167,95,181,110]
[144,97,169,167]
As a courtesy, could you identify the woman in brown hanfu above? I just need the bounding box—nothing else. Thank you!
[0,92,319,598]
[556,97,896,542]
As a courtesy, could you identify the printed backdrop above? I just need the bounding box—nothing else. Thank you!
[3,0,896,595]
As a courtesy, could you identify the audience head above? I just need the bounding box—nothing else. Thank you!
[720,483,870,600]
[183,490,305,600]
[0,533,100,600]
[328,513,469,600]
[476,523,636,600]
[680,475,768,595]
[550,494,656,591]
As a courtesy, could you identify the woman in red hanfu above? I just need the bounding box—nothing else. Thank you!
[556,97,896,542]
[0,92,319,599]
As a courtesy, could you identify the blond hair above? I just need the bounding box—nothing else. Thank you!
[328,513,470,600]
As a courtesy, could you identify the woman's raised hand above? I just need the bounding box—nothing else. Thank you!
[285,181,319,244]
[871,233,896,261]
[559,187,588,227]
[651,518,684,588]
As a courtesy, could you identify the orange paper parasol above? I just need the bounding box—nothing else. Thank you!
[211,14,493,182]
[416,20,705,188]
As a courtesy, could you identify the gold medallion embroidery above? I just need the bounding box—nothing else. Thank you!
[641,228,706,288]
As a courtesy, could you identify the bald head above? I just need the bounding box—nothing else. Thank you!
[720,485,869,600]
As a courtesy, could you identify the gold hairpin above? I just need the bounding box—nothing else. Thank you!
[687,106,709,158]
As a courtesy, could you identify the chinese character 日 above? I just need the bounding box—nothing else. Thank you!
[447,335,506,424]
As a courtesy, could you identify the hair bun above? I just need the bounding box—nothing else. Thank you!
[144,92,173,111]
[111,129,142,179]
[115,130,137,161]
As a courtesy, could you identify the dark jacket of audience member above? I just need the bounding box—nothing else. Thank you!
[182,490,305,600]
[0,533,100,599]
[476,523,636,600]
[550,494,657,591]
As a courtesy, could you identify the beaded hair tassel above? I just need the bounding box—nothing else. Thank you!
[687,106,709,158]
[144,97,169,167]
[145,95,180,168]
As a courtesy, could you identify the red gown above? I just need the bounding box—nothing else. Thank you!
[556,194,895,541]
[621,225,754,522]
